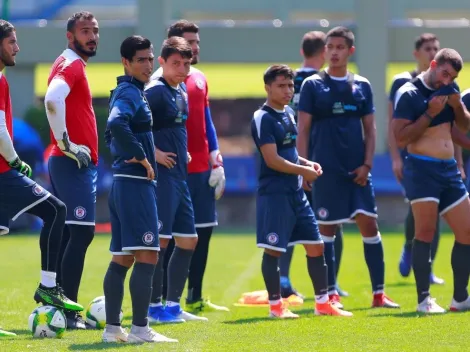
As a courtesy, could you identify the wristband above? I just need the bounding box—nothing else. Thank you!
[423,111,433,121]
[363,163,372,170]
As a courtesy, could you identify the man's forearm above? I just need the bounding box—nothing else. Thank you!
[364,130,376,167]
[268,154,306,176]
[388,103,401,160]
[453,103,470,131]
[395,114,432,148]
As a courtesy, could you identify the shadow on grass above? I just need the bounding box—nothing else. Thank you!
[9,329,32,336]
[369,311,441,318]
[386,281,415,288]
[223,316,276,325]
[69,342,130,350]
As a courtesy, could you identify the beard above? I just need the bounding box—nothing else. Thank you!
[74,38,97,58]
[191,55,199,65]
[0,49,15,67]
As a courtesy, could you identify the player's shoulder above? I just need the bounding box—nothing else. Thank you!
[188,66,206,77]
[353,73,371,87]
[148,67,163,83]
[252,108,272,124]
[462,88,470,98]
[285,105,295,118]
[114,80,141,100]
[394,81,419,104]
[0,72,7,87]
[391,71,413,83]
[56,49,85,72]
[144,77,166,92]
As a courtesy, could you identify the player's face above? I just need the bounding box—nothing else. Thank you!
[325,37,354,69]
[0,31,19,67]
[265,75,294,106]
[414,40,440,69]
[429,61,459,89]
[182,32,200,65]
[158,53,191,85]
[123,48,154,83]
[68,18,99,58]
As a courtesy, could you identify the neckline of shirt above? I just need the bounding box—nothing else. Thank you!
[325,67,348,81]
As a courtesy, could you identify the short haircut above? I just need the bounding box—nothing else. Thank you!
[120,35,152,61]
[160,36,193,61]
[67,11,95,32]
[0,20,15,42]
[302,31,326,58]
[263,64,294,85]
[434,48,463,72]
[167,20,199,38]
[326,26,354,48]
[414,33,438,51]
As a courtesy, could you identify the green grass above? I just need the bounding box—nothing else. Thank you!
[0,232,467,351]
[34,62,470,99]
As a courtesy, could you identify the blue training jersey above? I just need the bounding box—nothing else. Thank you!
[105,75,156,179]
[251,104,302,194]
[298,70,375,174]
[289,67,318,118]
[145,77,189,181]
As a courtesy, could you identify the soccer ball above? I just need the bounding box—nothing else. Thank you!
[28,305,66,338]
[85,296,123,329]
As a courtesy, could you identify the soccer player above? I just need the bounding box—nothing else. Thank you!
[102,35,176,343]
[388,33,445,284]
[44,11,99,329]
[148,20,227,314]
[392,48,470,313]
[251,64,352,318]
[0,20,83,338]
[144,36,207,322]
[297,26,399,310]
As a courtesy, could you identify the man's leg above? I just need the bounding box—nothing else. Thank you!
[55,225,70,287]
[430,217,444,285]
[161,237,175,302]
[318,224,340,307]
[399,205,414,277]
[334,226,349,297]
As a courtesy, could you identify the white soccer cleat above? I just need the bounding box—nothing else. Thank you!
[175,310,209,322]
[102,325,128,343]
[450,296,470,312]
[417,296,446,314]
[128,325,178,343]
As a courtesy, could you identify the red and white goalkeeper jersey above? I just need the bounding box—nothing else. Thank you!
[0,73,13,173]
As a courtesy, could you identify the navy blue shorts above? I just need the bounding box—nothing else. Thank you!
[403,154,468,215]
[48,156,97,225]
[108,177,159,254]
[157,177,196,239]
[313,171,377,224]
[187,170,217,228]
[256,190,322,252]
[0,170,51,235]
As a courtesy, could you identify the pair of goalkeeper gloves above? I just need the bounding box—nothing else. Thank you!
[57,132,91,169]
[209,150,226,200]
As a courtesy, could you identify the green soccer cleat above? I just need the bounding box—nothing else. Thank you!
[185,299,229,313]
[0,328,16,337]
[34,285,84,312]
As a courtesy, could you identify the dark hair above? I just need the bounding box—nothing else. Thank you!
[434,48,463,72]
[167,20,199,38]
[263,64,294,85]
[120,35,152,61]
[302,31,326,58]
[414,33,438,51]
[67,11,95,32]
[0,20,15,42]
[160,36,193,61]
[326,26,354,48]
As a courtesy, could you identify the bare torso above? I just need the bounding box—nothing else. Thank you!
[408,122,454,159]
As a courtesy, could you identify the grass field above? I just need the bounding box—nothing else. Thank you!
[0,232,467,351]
[34,62,470,99]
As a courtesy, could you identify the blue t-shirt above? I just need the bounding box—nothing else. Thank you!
[388,70,419,103]
[145,77,189,181]
[251,105,301,195]
[289,67,318,118]
[298,71,375,174]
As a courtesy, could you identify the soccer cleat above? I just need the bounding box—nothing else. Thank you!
[399,245,412,277]
[449,296,470,312]
[128,324,178,343]
[268,302,299,319]
[417,296,446,314]
[34,285,83,312]
[328,293,344,309]
[165,305,208,322]
[372,293,400,308]
[430,273,445,285]
[148,306,185,324]
[314,302,353,317]
[281,285,305,300]
[64,311,87,330]
[0,329,16,337]
[186,299,229,313]
[102,325,128,343]
[336,285,349,297]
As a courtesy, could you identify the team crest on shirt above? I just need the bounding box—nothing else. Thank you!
[142,232,155,245]
[195,78,204,90]
[158,220,163,232]
[317,208,329,219]
[74,206,87,220]
[32,184,46,197]
[266,233,279,245]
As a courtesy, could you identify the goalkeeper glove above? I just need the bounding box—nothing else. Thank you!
[9,157,32,177]
[209,150,225,200]
[57,132,91,169]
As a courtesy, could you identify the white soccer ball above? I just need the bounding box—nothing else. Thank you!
[85,296,123,329]
[28,305,67,338]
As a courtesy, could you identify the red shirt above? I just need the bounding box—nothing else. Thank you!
[47,49,98,164]
[0,73,13,173]
[185,67,210,173]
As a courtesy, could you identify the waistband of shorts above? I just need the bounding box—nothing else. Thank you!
[408,153,455,164]
[113,174,156,184]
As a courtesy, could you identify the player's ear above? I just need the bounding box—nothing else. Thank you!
[66,31,74,44]
[158,56,164,66]
[349,46,356,56]
[413,50,419,61]
[264,83,270,94]
[300,48,304,58]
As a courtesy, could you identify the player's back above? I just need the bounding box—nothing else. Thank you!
[290,67,318,116]
[251,105,301,195]
[0,73,12,174]
[388,70,419,104]
[47,49,98,164]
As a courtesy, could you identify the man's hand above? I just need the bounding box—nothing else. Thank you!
[209,150,225,200]
[8,157,32,178]
[300,166,320,183]
[392,156,403,181]
[427,96,448,117]
[125,157,155,180]
[302,160,322,190]
[351,165,370,186]
[447,93,462,109]
[57,132,91,169]
[187,152,192,163]
[156,149,176,169]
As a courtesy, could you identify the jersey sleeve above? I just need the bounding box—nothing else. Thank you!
[298,79,316,115]
[393,90,416,121]
[52,60,83,90]
[253,113,276,147]
[363,81,375,115]
[388,78,405,102]
[462,91,470,111]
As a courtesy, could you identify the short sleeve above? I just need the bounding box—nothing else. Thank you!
[462,91,470,111]
[53,61,83,90]
[298,79,316,115]
[363,82,375,115]
[388,78,404,102]
[252,112,276,147]
[393,90,416,121]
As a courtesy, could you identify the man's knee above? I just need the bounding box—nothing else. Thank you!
[304,243,324,257]
[356,214,379,237]
[264,248,282,257]
[134,250,158,265]
[68,224,95,248]
[175,236,198,250]
[112,254,135,268]
[319,224,337,236]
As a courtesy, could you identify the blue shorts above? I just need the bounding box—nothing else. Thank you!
[157,177,197,239]
[48,156,97,225]
[0,170,51,235]
[108,177,159,254]
[403,154,468,215]
[313,171,377,224]
[187,170,217,227]
[256,190,322,252]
